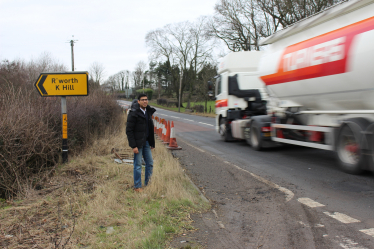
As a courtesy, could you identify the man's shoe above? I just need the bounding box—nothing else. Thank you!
[134,188,143,192]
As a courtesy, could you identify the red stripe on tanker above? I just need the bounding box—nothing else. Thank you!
[260,16,374,85]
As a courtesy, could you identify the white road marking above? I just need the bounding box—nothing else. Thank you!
[170,116,180,119]
[315,224,325,227]
[199,122,214,126]
[183,119,194,122]
[183,141,205,152]
[335,235,367,249]
[163,114,169,116]
[324,212,360,224]
[298,197,325,208]
[359,228,374,238]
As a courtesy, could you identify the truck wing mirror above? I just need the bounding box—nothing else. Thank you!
[208,81,213,91]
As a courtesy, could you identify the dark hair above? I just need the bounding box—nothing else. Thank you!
[137,93,147,100]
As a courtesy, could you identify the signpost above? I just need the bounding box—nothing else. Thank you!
[35,71,88,163]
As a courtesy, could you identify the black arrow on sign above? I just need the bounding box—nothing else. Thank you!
[38,75,48,95]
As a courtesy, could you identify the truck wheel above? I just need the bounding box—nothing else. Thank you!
[244,125,251,146]
[336,118,369,174]
[366,123,374,172]
[219,117,230,142]
[250,120,262,151]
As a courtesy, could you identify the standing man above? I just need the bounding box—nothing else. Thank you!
[126,94,156,192]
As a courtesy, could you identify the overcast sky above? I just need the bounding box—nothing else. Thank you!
[0,0,219,80]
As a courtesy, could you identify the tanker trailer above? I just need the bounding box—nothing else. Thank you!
[255,0,374,174]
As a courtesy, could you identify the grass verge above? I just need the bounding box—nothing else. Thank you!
[0,115,209,248]
[148,100,216,118]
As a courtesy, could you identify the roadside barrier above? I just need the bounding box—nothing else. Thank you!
[167,121,182,150]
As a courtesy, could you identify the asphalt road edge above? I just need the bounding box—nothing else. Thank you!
[176,137,295,203]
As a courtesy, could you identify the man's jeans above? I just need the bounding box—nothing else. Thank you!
[133,141,153,189]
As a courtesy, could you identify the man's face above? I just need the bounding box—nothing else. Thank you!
[138,97,148,109]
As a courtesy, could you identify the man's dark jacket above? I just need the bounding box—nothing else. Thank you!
[126,102,156,149]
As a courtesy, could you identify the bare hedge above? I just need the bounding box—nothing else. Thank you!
[0,59,122,198]
[157,98,183,108]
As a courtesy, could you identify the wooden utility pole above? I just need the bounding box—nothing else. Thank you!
[178,68,183,112]
[62,37,77,163]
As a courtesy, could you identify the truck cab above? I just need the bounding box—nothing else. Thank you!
[215,51,269,141]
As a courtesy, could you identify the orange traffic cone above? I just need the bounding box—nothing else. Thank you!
[167,121,182,150]
[158,119,163,138]
[166,120,171,142]
[158,119,162,139]
[154,117,158,133]
[163,120,170,144]
[162,120,167,142]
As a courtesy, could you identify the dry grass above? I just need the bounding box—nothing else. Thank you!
[0,115,209,248]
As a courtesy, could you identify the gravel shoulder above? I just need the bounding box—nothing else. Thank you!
[167,138,340,249]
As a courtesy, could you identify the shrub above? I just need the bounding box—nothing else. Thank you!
[0,58,123,198]
[192,105,204,113]
[157,98,183,108]
[136,88,154,100]
[157,98,167,106]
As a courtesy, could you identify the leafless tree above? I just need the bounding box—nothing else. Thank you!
[146,19,216,106]
[185,17,216,107]
[195,63,217,112]
[164,21,195,106]
[132,61,147,89]
[104,75,118,92]
[116,70,130,91]
[89,62,105,85]
[208,0,279,52]
[124,70,130,92]
[258,0,345,28]
[146,29,176,65]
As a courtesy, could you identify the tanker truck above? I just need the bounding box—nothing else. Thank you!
[254,0,374,174]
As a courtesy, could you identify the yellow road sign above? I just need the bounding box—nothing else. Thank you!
[35,72,88,96]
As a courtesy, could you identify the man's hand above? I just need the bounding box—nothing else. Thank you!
[133,147,139,154]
